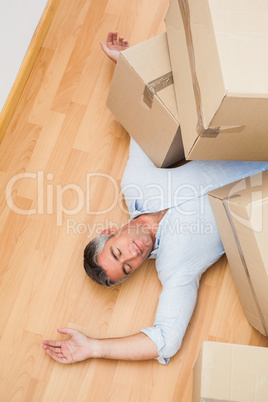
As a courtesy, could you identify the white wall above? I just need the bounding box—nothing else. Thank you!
[0,0,47,112]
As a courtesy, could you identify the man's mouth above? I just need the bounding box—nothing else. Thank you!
[133,241,142,254]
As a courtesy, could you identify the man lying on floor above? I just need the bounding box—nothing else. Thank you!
[42,32,268,365]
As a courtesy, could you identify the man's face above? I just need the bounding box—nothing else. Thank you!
[97,223,154,282]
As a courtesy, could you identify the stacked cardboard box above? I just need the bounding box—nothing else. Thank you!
[165,0,268,160]
[108,1,268,163]
[193,341,268,401]
[107,33,184,167]
[208,170,268,336]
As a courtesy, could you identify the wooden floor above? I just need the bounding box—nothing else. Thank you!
[1,0,268,400]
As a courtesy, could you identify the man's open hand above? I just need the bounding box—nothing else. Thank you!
[42,328,92,364]
[100,31,129,63]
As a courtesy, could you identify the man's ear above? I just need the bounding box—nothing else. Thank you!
[100,227,117,236]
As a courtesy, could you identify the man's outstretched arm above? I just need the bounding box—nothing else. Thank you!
[100,31,129,63]
[42,328,158,364]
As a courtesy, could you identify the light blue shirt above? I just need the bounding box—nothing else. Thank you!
[121,138,268,364]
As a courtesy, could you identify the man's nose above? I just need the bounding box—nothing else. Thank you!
[124,243,137,259]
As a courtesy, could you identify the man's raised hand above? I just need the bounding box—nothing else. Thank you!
[100,31,129,63]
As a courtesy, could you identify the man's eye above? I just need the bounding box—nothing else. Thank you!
[123,265,130,275]
[117,248,121,256]
[124,263,132,271]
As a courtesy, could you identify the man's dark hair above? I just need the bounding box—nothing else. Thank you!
[84,234,127,287]
[83,234,115,286]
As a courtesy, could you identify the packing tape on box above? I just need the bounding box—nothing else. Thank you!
[223,196,268,336]
[200,124,246,137]
[143,71,174,108]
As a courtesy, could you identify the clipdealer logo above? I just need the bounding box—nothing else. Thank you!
[5,171,124,227]
[5,169,218,234]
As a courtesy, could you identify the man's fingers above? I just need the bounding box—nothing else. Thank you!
[119,36,129,47]
[57,328,76,336]
[42,339,62,348]
[42,328,76,349]
[112,31,118,45]
[106,31,114,45]
[43,346,68,363]
[42,343,66,359]
[106,31,118,45]
[104,32,129,50]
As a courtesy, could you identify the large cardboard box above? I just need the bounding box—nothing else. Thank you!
[107,33,184,167]
[193,341,268,402]
[208,170,268,336]
[165,0,268,160]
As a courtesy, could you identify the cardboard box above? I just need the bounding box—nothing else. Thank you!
[208,170,268,336]
[165,0,268,160]
[193,341,268,402]
[107,33,184,167]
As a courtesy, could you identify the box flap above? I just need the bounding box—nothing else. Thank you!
[123,33,172,87]
[123,33,179,119]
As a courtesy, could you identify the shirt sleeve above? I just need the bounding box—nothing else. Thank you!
[140,273,200,364]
